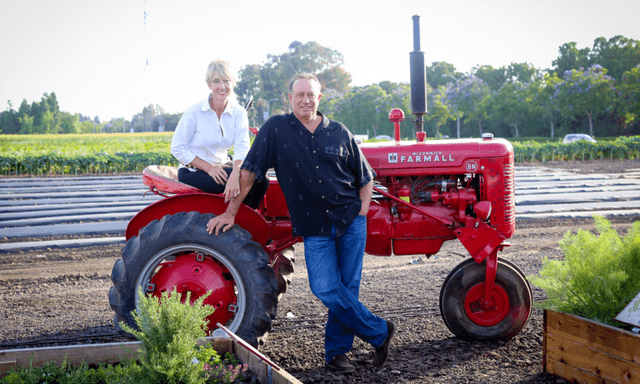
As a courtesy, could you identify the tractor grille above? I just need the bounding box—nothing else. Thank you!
[502,162,515,224]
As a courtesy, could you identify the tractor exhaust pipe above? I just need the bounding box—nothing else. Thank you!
[410,15,427,141]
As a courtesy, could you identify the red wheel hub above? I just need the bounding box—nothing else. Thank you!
[149,253,237,331]
[464,283,509,326]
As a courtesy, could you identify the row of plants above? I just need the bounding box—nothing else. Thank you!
[2,134,639,176]
[0,152,178,175]
[512,136,640,162]
[0,288,250,384]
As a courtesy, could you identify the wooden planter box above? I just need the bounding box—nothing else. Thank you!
[0,336,301,384]
[543,310,640,384]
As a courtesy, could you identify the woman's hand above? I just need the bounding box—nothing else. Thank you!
[206,164,228,185]
[223,169,240,202]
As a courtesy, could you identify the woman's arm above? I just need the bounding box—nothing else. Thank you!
[171,108,198,166]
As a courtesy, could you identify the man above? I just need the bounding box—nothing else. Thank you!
[206,73,394,373]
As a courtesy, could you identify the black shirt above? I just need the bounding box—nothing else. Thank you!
[241,112,375,237]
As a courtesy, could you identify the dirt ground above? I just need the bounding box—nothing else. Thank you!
[1,159,639,383]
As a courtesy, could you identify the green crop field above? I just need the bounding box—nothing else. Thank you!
[1,133,639,176]
[0,133,176,175]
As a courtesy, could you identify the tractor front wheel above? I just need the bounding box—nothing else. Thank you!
[108,211,277,347]
[439,258,531,342]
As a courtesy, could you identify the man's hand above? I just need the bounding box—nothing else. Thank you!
[206,212,236,235]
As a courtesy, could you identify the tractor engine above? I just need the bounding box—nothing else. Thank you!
[360,131,515,259]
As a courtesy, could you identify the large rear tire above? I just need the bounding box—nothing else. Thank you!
[109,211,278,347]
[439,258,531,342]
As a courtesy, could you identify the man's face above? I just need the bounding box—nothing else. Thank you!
[289,79,322,121]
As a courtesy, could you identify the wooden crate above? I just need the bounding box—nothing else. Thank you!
[543,310,640,384]
[0,337,301,384]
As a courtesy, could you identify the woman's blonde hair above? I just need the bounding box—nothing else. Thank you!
[206,59,236,86]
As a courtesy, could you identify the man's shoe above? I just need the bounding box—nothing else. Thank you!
[372,320,395,368]
[326,354,356,373]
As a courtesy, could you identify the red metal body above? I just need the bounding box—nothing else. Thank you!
[130,135,515,261]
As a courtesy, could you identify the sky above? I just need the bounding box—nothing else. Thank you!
[1,0,639,122]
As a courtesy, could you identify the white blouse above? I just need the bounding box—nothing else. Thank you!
[170,96,250,170]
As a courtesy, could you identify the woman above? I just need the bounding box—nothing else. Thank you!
[170,59,268,209]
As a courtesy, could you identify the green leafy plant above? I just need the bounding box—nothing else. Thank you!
[117,287,215,384]
[0,355,124,384]
[528,215,640,326]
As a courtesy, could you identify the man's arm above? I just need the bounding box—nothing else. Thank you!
[206,169,256,235]
[358,180,374,216]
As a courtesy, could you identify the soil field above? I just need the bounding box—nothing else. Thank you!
[1,159,640,383]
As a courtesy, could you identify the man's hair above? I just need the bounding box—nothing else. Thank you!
[206,59,236,86]
[288,73,322,93]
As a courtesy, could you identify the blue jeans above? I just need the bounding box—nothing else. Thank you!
[303,215,388,363]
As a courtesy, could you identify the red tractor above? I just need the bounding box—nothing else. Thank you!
[109,16,531,347]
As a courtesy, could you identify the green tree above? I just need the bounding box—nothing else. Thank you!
[506,62,537,83]
[18,114,35,134]
[442,75,467,138]
[42,110,56,134]
[330,84,388,136]
[17,99,30,117]
[382,82,412,137]
[458,76,493,136]
[528,72,563,137]
[552,42,591,77]
[553,65,617,137]
[30,95,50,133]
[45,91,60,114]
[0,101,20,134]
[472,65,506,91]
[614,64,640,131]
[237,41,350,120]
[492,81,530,137]
[426,85,454,137]
[590,36,640,82]
[234,64,262,104]
[426,61,460,88]
[59,112,80,134]
[316,66,351,93]
[78,120,94,134]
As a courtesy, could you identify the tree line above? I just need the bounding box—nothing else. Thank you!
[0,93,182,135]
[236,37,639,139]
[2,36,639,139]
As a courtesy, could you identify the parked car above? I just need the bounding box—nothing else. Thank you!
[375,135,393,141]
[563,134,597,144]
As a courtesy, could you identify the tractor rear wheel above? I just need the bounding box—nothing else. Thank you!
[109,211,277,347]
[439,258,531,342]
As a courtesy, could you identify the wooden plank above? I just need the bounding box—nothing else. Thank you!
[545,332,639,383]
[543,309,548,371]
[0,360,17,376]
[0,341,140,370]
[546,357,617,384]
[545,310,640,364]
[231,341,302,384]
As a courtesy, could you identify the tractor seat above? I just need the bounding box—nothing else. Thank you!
[142,165,201,195]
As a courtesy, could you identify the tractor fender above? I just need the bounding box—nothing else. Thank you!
[125,193,270,247]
